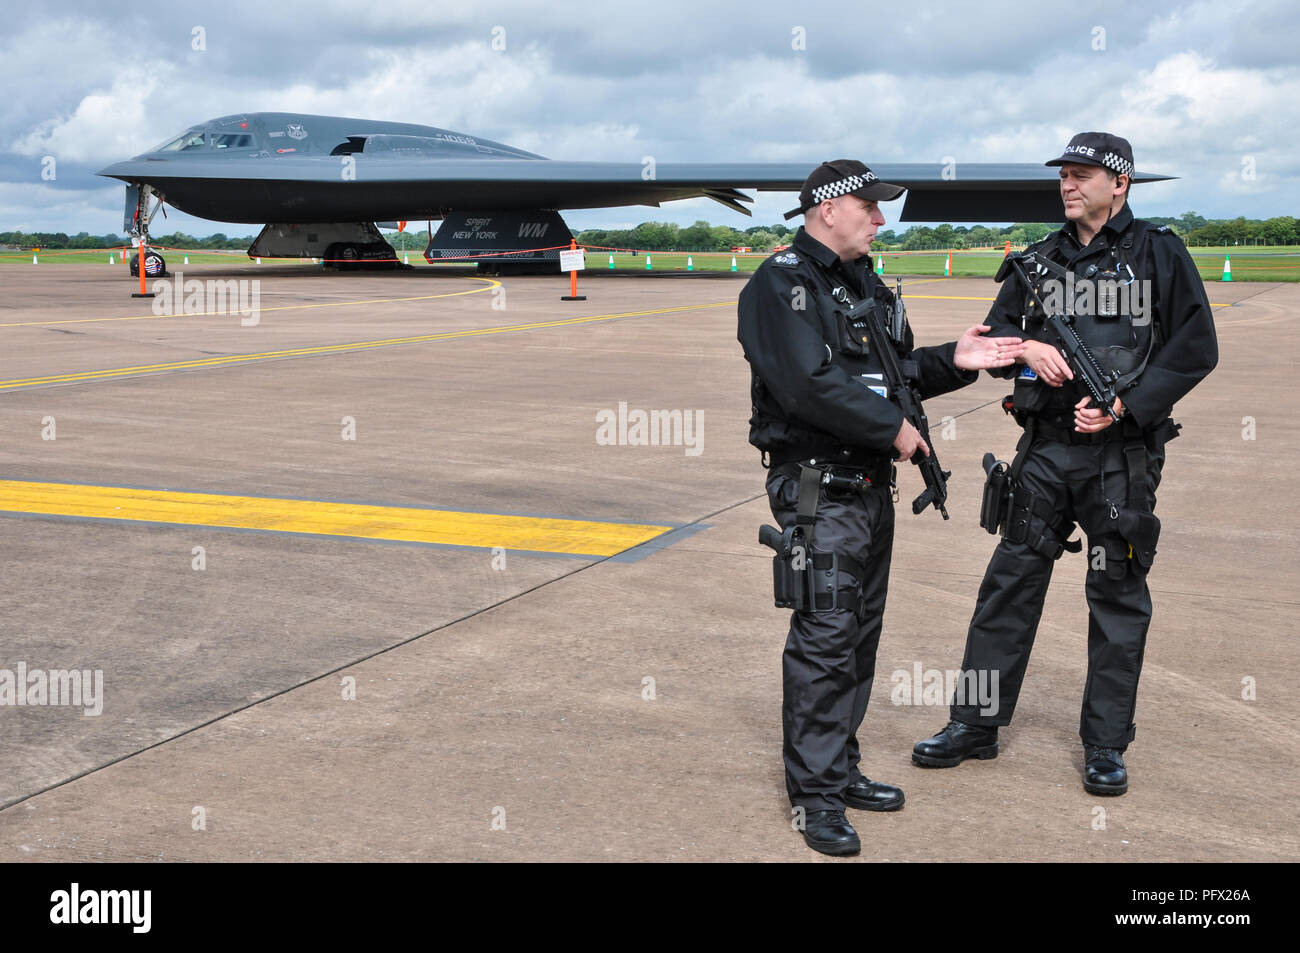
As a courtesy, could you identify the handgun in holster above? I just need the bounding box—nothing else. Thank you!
[758,523,840,611]
[979,452,1015,536]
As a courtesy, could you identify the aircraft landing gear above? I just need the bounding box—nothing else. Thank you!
[330,242,362,270]
[127,182,169,282]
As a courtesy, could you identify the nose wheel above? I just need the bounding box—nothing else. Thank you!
[129,248,167,278]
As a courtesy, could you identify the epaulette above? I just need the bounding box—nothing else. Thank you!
[1152,224,1172,234]
[771,251,799,267]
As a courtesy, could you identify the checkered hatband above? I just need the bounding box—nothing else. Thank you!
[810,172,877,203]
[1101,152,1133,176]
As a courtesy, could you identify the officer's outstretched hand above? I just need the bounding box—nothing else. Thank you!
[953,325,1029,371]
[1021,340,1074,387]
[894,419,930,462]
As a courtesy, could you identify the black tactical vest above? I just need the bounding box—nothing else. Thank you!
[1013,220,1159,421]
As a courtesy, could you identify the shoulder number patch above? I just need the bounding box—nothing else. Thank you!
[772,252,799,266]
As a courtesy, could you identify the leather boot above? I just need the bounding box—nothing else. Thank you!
[843,778,904,811]
[1083,745,1128,795]
[912,719,999,767]
[801,810,860,856]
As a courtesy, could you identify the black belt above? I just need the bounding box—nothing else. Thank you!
[777,457,894,491]
[771,445,891,469]
[1028,419,1118,446]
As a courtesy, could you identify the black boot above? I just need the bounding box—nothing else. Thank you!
[800,810,860,856]
[912,720,999,768]
[1083,745,1128,795]
[843,778,904,812]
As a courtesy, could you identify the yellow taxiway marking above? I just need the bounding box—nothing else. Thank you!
[0,480,672,557]
[0,301,734,391]
[0,277,501,329]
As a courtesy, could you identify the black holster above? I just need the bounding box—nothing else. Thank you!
[758,524,845,612]
[979,440,1082,561]
[979,452,1014,535]
[759,463,865,613]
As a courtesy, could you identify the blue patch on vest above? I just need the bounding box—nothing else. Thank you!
[1019,366,1038,381]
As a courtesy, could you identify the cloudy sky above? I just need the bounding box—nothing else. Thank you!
[3,0,1296,238]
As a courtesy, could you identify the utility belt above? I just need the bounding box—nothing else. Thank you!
[767,443,892,478]
[758,460,889,613]
[1023,419,1115,446]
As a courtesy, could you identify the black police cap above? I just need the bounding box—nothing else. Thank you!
[783,159,906,221]
[1045,132,1134,177]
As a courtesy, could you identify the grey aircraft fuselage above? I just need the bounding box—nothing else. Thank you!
[95,112,1173,226]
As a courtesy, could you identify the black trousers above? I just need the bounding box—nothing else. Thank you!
[767,464,896,812]
[951,436,1165,749]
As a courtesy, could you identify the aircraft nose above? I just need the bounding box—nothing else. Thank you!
[96,159,151,179]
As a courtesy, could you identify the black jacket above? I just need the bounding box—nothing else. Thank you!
[737,227,977,464]
[985,205,1218,429]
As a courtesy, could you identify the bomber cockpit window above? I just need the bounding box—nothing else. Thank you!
[152,130,209,152]
[213,134,252,149]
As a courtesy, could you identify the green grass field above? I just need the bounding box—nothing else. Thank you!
[5,244,1298,281]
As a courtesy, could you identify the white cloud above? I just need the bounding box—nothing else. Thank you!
[14,67,173,162]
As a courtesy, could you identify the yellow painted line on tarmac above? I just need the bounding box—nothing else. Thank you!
[0,277,501,329]
[0,301,734,391]
[0,480,672,557]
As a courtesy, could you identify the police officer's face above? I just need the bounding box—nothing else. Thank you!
[828,196,885,260]
[1059,163,1125,225]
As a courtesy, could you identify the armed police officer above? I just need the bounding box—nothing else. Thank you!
[738,160,1026,856]
[913,133,1218,796]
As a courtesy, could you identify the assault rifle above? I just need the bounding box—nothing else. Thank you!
[998,252,1122,420]
[832,285,950,519]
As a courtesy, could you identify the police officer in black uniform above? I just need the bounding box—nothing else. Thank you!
[738,160,1027,855]
[913,133,1218,796]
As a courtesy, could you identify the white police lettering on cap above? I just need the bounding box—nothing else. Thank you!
[1063,145,1097,158]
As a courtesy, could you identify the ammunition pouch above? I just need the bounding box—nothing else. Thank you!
[1004,486,1082,560]
[1088,419,1176,579]
[1105,509,1161,578]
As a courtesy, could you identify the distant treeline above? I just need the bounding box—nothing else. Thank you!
[0,231,256,250]
[876,213,1299,250]
[4,212,1296,253]
[578,213,1300,252]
